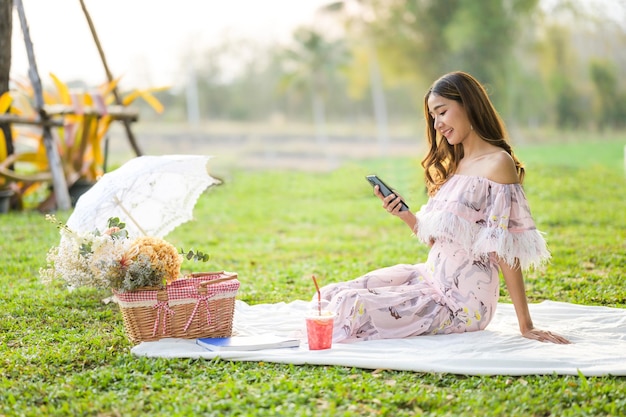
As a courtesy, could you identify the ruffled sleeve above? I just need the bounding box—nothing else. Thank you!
[473,182,550,270]
[416,176,550,271]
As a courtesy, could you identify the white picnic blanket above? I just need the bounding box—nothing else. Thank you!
[131,300,626,376]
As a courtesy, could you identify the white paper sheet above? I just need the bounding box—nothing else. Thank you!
[131,300,626,376]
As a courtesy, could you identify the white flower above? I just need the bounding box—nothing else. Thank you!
[89,238,132,286]
[41,215,188,293]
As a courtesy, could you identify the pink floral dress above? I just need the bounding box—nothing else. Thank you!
[317,175,550,342]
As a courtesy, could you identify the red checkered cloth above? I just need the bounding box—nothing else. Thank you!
[114,271,240,307]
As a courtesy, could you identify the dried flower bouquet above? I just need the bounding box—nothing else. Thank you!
[41,215,190,292]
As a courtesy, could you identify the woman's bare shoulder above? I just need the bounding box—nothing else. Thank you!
[484,151,519,184]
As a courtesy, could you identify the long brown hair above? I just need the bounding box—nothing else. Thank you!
[421,71,525,195]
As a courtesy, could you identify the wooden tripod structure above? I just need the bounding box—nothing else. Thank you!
[2,0,143,211]
[78,0,143,157]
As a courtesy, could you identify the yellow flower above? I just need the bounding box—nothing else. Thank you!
[130,237,183,283]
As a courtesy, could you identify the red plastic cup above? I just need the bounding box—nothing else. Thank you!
[305,311,335,350]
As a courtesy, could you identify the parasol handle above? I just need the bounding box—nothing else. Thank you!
[113,195,148,236]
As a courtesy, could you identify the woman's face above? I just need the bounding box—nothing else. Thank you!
[427,93,473,146]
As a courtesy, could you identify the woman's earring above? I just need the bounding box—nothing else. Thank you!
[470,125,474,130]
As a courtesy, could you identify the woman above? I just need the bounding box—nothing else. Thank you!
[316,71,570,344]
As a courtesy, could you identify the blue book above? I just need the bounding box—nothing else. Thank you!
[196,334,300,351]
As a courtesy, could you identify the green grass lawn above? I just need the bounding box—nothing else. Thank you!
[1,138,625,416]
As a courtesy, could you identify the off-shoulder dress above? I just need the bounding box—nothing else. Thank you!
[318,175,550,342]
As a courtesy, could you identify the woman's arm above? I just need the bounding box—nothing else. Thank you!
[499,259,570,344]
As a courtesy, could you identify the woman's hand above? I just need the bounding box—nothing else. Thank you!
[374,185,406,216]
[522,328,571,344]
[373,185,417,232]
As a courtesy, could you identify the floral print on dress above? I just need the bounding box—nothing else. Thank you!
[316,175,551,343]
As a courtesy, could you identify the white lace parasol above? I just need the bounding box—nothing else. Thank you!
[65,154,221,238]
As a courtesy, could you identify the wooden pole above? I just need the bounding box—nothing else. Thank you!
[14,0,71,210]
[1,0,14,160]
[78,0,143,157]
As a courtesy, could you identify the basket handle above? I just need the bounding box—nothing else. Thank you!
[199,275,238,287]
[187,271,226,278]
[156,290,168,301]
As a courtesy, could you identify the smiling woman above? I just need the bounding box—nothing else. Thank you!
[9,0,329,88]
[423,71,526,192]
[313,71,571,346]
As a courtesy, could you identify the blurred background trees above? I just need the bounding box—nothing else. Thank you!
[1,0,623,211]
[131,0,624,134]
[5,0,626,134]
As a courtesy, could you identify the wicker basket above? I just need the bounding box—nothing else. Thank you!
[113,271,240,343]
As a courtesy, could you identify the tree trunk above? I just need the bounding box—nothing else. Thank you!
[367,46,389,158]
[311,92,328,151]
[0,0,11,93]
[0,0,14,156]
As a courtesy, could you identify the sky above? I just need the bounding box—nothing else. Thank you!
[11,0,331,89]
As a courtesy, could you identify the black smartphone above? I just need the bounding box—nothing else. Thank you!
[365,175,410,211]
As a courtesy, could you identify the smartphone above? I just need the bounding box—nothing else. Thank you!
[365,175,410,211]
